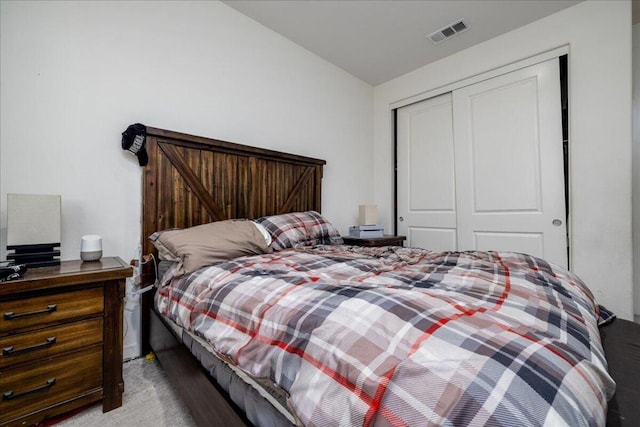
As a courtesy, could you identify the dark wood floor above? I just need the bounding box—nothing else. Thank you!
[600,318,640,427]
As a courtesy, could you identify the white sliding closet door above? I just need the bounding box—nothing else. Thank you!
[453,59,566,267]
[397,58,567,268]
[397,93,457,252]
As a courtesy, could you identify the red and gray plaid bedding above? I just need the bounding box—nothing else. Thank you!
[156,245,615,426]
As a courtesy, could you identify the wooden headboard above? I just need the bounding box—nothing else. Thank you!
[141,126,326,259]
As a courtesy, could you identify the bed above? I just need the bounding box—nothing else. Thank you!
[139,126,638,427]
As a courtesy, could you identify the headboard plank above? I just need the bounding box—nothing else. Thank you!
[159,142,226,222]
[237,156,250,219]
[145,127,325,166]
[279,166,314,214]
[141,127,326,264]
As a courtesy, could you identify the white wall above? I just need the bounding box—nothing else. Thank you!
[633,23,640,320]
[0,0,373,261]
[374,1,634,320]
[0,0,373,358]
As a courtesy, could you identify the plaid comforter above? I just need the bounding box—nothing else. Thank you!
[156,246,615,427]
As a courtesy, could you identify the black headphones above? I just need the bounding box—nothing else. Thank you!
[121,123,148,166]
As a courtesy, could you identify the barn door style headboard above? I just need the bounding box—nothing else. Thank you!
[141,127,326,259]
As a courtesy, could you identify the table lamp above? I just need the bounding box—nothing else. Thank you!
[358,205,378,225]
[6,194,61,267]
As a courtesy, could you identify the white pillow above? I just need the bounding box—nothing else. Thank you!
[252,221,272,247]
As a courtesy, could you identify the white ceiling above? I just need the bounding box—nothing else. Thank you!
[223,0,584,85]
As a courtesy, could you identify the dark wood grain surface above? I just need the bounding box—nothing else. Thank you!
[0,346,103,422]
[0,287,103,333]
[0,257,131,426]
[142,127,326,264]
[342,235,406,247]
[0,318,103,370]
[0,257,130,295]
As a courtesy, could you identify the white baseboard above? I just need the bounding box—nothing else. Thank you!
[124,343,141,361]
[123,278,142,362]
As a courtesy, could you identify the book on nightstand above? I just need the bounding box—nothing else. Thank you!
[348,225,384,238]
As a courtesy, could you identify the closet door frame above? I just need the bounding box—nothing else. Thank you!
[393,46,570,263]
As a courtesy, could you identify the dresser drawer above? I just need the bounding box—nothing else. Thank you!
[0,317,103,370]
[0,345,103,423]
[0,287,103,333]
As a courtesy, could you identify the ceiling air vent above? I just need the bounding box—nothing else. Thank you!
[428,19,469,45]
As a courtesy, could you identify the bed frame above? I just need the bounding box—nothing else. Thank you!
[137,126,640,427]
[139,126,325,426]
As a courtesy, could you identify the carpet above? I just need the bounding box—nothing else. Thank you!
[53,357,196,426]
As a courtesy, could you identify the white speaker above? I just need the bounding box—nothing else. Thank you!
[81,235,102,262]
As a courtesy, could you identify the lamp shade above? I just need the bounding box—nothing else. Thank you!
[358,205,378,226]
[7,194,61,246]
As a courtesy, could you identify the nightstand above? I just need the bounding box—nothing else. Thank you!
[342,235,406,247]
[0,257,132,426]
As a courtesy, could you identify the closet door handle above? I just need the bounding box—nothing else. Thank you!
[552,219,563,227]
[3,304,57,320]
[3,337,57,356]
[2,378,56,401]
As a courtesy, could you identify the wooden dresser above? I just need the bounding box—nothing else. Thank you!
[0,257,132,426]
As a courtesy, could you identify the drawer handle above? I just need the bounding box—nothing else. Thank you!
[3,337,57,356]
[3,304,57,320]
[2,378,56,401]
